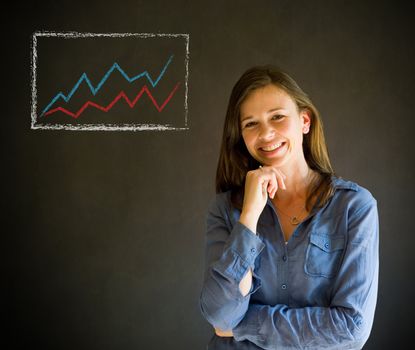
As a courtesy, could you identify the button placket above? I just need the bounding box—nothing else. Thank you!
[282,242,288,262]
[280,244,289,294]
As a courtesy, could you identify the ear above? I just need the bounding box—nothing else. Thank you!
[301,110,311,134]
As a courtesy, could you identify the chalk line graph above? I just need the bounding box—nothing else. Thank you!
[44,83,181,119]
[31,31,190,131]
[40,55,175,117]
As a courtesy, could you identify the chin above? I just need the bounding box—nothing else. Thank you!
[263,157,290,168]
[259,155,283,165]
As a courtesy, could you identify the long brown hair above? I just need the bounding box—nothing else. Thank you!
[216,65,336,211]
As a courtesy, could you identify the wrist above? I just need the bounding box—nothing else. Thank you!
[239,210,259,234]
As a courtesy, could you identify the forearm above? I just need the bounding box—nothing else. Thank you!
[200,221,265,330]
[239,210,259,234]
[233,304,370,350]
[213,268,252,336]
[200,275,250,330]
[238,267,253,296]
[237,211,260,297]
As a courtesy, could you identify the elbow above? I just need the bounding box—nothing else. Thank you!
[340,309,374,349]
[199,298,228,330]
[199,292,245,330]
[330,306,375,348]
[349,313,374,348]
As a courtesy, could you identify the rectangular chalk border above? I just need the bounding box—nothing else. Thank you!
[31,31,190,131]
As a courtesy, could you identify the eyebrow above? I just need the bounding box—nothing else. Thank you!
[240,108,286,122]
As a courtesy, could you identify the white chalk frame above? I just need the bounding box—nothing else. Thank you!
[30,31,190,131]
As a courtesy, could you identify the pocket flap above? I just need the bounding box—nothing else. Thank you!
[310,233,345,253]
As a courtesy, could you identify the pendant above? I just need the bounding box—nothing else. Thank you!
[290,216,300,225]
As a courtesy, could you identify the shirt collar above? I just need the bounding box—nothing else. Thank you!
[264,174,358,210]
[331,175,359,191]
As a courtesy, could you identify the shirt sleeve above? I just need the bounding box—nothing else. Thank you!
[232,197,379,350]
[199,193,266,330]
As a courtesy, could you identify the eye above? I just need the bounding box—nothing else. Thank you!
[272,114,284,120]
[242,121,257,129]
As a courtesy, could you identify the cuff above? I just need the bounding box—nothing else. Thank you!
[212,221,265,283]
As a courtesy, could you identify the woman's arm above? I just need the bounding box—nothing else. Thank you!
[200,167,285,331]
[237,210,263,296]
[199,194,265,330]
[232,197,379,349]
[212,209,257,337]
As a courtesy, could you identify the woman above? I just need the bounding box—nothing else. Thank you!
[199,66,379,349]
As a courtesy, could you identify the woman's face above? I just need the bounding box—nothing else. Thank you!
[239,84,310,168]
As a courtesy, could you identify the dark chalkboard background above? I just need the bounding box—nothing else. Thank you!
[5,1,415,349]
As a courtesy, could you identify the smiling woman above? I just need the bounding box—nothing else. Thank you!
[199,65,379,349]
[240,85,308,176]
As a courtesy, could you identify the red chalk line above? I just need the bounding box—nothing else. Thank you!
[44,82,181,119]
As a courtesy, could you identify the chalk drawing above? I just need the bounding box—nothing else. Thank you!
[43,83,181,119]
[40,56,175,117]
[31,31,190,131]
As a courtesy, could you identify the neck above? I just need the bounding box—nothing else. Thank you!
[274,156,314,204]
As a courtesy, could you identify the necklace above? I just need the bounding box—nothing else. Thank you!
[274,203,307,225]
[273,169,315,225]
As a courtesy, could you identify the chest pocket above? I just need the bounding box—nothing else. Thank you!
[305,232,345,278]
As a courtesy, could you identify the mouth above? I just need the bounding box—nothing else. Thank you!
[259,142,285,152]
[257,141,287,158]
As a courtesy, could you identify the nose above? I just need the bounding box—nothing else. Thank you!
[258,124,275,141]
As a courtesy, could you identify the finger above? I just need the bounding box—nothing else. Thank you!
[270,167,287,181]
[276,168,287,179]
[260,167,278,198]
[261,179,268,196]
[272,181,279,198]
[271,183,277,198]
[266,177,275,193]
[259,172,274,195]
[269,187,276,199]
[267,183,275,198]
[277,174,286,190]
[269,184,275,197]
[267,168,283,192]
[272,169,286,190]
[268,176,278,198]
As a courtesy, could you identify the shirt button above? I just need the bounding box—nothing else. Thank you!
[282,255,287,261]
[251,248,256,254]
[281,284,287,290]
[324,242,329,249]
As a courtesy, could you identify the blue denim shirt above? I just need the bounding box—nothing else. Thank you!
[200,176,379,350]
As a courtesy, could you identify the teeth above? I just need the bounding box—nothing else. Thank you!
[262,142,282,151]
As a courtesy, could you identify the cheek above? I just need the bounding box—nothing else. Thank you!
[289,127,305,150]
[284,125,302,150]
[241,132,253,148]
[241,133,258,156]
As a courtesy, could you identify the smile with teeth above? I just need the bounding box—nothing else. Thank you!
[260,142,284,151]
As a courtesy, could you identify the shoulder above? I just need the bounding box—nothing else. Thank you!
[206,191,232,221]
[207,191,231,211]
[330,175,377,214]
[327,176,379,245]
[206,190,241,227]
[314,176,379,244]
